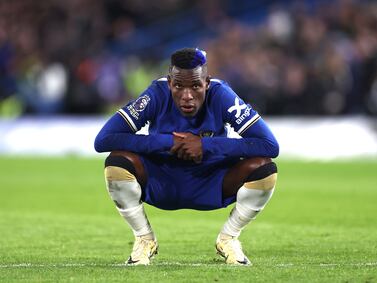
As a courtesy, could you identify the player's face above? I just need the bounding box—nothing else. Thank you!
[168,66,210,117]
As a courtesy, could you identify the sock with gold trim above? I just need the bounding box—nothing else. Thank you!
[104,157,154,238]
[220,162,278,237]
[220,187,274,237]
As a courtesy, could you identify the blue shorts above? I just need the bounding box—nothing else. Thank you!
[139,154,240,210]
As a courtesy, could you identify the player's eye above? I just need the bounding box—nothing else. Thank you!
[192,84,201,90]
[174,83,182,89]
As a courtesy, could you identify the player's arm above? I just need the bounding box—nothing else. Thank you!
[172,118,278,161]
[201,117,279,158]
[94,85,173,154]
[94,114,173,154]
[201,86,279,158]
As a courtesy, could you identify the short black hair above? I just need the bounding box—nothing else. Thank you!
[170,47,207,69]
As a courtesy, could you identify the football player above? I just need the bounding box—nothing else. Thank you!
[94,48,279,265]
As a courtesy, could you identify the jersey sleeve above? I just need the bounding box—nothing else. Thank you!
[201,82,279,158]
[94,81,173,153]
[117,84,159,132]
[218,83,261,135]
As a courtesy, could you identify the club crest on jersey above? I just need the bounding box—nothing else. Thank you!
[228,97,252,124]
[133,95,150,112]
[199,130,214,137]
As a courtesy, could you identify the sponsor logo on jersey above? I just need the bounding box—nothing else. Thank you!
[199,130,214,137]
[227,97,252,125]
[228,97,246,118]
[126,95,150,120]
[235,106,252,125]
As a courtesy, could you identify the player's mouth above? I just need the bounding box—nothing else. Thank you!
[180,104,196,114]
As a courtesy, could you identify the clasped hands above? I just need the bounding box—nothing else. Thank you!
[170,132,203,163]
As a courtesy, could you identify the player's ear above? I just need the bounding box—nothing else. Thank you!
[167,74,172,89]
[206,76,211,89]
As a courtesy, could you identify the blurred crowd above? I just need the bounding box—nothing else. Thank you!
[0,0,377,116]
[204,1,377,115]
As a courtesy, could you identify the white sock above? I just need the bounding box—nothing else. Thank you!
[117,204,154,237]
[106,179,154,238]
[221,186,275,238]
[107,179,141,209]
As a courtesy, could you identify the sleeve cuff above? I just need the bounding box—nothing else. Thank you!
[157,134,174,151]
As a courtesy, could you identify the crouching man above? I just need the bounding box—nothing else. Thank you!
[94,48,279,265]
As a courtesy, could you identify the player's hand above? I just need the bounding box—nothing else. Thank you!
[171,132,185,154]
[170,132,203,163]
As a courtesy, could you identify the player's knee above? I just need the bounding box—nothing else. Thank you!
[243,157,271,173]
[244,161,278,191]
[104,155,137,182]
[104,155,141,210]
[107,151,147,186]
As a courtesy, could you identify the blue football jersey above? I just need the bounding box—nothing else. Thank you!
[95,78,279,159]
[95,78,279,210]
[120,78,260,136]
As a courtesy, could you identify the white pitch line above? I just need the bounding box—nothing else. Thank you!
[0,262,376,268]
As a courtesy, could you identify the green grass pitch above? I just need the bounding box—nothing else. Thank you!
[0,156,376,282]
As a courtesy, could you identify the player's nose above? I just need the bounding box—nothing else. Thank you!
[181,88,194,101]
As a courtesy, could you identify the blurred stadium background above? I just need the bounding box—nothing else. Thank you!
[0,0,376,159]
[1,1,377,282]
